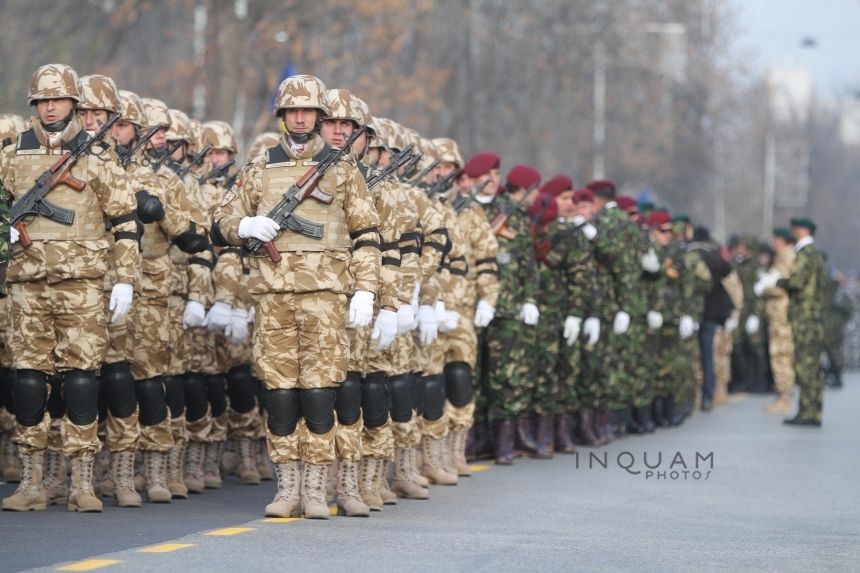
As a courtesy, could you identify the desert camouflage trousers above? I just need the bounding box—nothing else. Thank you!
[768,318,795,395]
[166,294,188,377]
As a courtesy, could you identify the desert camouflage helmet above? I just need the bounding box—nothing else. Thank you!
[77,75,121,113]
[166,109,191,142]
[118,90,147,128]
[28,64,83,106]
[273,75,332,117]
[326,89,363,128]
[0,114,28,140]
[187,118,205,154]
[431,138,464,169]
[203,120,238,153]
[141,98,171,131]
[351,96,375,135]
[246,131,280,162]
[368,116,389,150]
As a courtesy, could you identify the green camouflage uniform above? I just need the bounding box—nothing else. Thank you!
[823,278,853,378]
[677,247,712,408]
[651,240,692,401]
[732,251,766,390]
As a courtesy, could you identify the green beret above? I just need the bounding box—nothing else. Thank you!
[637,200,654,212]
[672,214,691,224]
[773,227,793,241]
[790,217,816,234]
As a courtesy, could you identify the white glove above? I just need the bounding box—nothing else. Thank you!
[9,226,19,245]
[647,310,663,330]
[183,300,206,329]
[725,317,739,334]
[641,248,660,273]
[582,223,597,241]
[237,216,280,242]
[746,315,760,335]
[226,307,249,346]
[417,304,438,345]
[434,300,447,325]
[520,302,540,326]
[411,282,420,310]
[613,311,630,335]
[371,309,398,350]
[679,315,694,339]
[694,321,700,332]
[474,300,495,328]
[348,290,375,329]
[758,269,781,291]
[563,316,582,346]
[247,306,256,324]
[396,304,415,334]
[109,282,134,324]
[583,317,601,346]
[571,215,586,226]
[439,310,461,333]
[203,301,232,332]
[753,281,766,298]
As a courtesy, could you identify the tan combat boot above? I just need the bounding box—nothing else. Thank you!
[236,437,261,485]
[0,433,20,482]
[112,452,142,507]
[390,447,429,500]
[301,463,331,519]
[202,442,223,489]
[255,438,274,481]
[448,430,472,477]
[220,439,238,476]
[93,448,110,498]
[133,450,146,492]
[42,450,68,505]
[413,446,428,486]
[377,463,397,505]
[1,451,46,511]
[764,393,793,415]
[421,436,458,486]
[166,446,188,498]
[143,450,172,503]
[359,458,384,511]
[264,461,301,518]
[183,441,205,493]
[68,455,103,512]
[336,461,370,517]
[325,463,337,503]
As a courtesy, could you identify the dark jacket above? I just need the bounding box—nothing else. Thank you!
[688,241,734,324]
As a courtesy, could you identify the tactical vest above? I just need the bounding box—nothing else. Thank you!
[13,130,105,241]
[260,144,351,253]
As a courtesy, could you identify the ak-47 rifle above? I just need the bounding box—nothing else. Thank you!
[398,151,423,182]
[453,179,490,214]
[11,113,122,248]
[176,144,212,181]
[148,140,184,173]
[245,125,367,263]
[409,158,440,185]
[489,181,539,240]
[200,158,236,185]
[117,124,163,168]
[366,144,415,189]
[425,170,457,200]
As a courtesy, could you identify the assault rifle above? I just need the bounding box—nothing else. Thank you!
[11,113,121,248]
[200,158,236,185]
[425,170,457,200]
[398,151,424,181]
[408,159,440,185]
[489,181,538,240]
[366,144,415,189]
[176,144,212,181]
[148,140,184,173]
[245,125,367,263]
[117,124,163,168]
[452,179,490,214]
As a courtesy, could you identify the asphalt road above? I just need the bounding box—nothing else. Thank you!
[2,376,859,573]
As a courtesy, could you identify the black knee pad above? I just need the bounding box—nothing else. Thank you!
[422,374,445,422]
[46,373,65,419]
[360,371,389,429]
[0,367,14,412]
[163,376,185,419]
[97,392,108,425]
[388,374,414,424]
[300,388,336,434]
[412,372,425,416]
[62,369,100,426]
[266,388,299,436]
[13,369,48,427]
[100,362,138,418]
[226,365,256,414]
[444,361,474,408]
[136,377,168,426]
[183,372,209,422]
[335,371,362,426]
[257,378,266,413]
[204,374,227,418]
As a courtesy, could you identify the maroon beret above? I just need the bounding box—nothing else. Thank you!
[464,151,500,178]
[616,195,637,212]
[505,165,541,192]
[648,210,671,227]
[528,194,558,225]
[572,188,594,203]
[586,179,615,193]
[540,175,574,197]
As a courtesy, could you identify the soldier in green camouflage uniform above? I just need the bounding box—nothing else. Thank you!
[0,178,8,296]
[730,236,766,393]
[822,275,853,388]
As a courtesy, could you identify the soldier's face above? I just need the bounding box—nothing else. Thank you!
[148,128,166,149]
[320,119,355,148]
[365,147,381,166]
[424,163,441,185]
[555,190,576,218]
[111,121,137,146]
[438,163,458,179]
[169,141,187,161]
[36,98,74,126]
[457,174,473,194]
[77,109,110,132]
[207,148,232,168]
[522,186,539,208]
[651,225,673,246]
[475,172,499,196]
[576,201,595,220]
[378,149,391,169]
[284,108,319,134]
[772,236,787,253]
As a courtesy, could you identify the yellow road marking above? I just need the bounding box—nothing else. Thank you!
[329,506,337,516]
[725,392,749,404]
[138,543,196,553]
[469,464,491,472]
[206,527,256,536]
[263,517,303,523]
[57,560,123,571]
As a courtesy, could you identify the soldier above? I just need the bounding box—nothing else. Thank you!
[212,75,381,519]
[730,236,766,393]
[821,271,852,388]
[755,227,795,415]
[768,218,827,426]
[1,64,139,513]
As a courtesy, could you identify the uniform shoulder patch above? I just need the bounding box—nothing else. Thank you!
[339,155,357,166]
[221,189,236,207]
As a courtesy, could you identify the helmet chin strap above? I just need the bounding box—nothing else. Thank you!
[286,116,323,144]
[41,110,74,133]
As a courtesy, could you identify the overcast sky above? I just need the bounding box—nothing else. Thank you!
[733,0,860,98]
